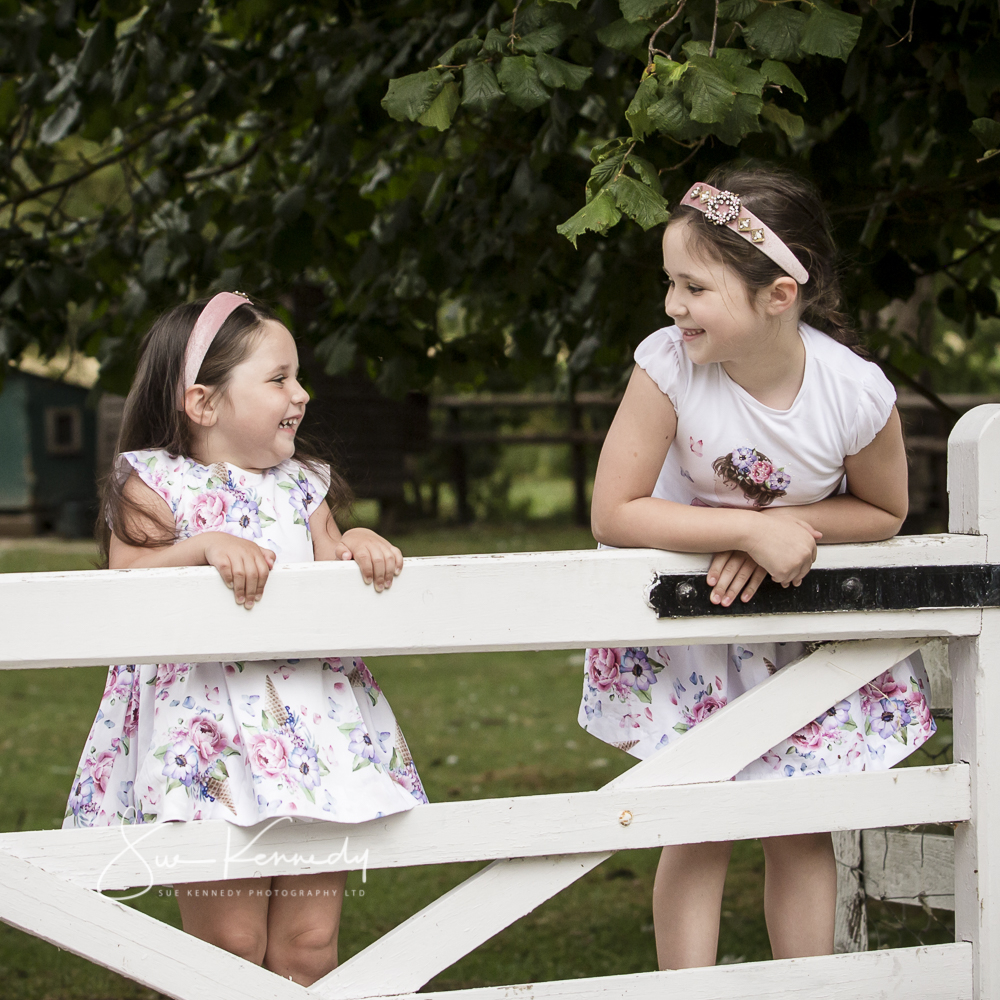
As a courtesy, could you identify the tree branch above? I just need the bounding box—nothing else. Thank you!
[1,108,200,210]
[184,131,276,182]
[648,0,687,64]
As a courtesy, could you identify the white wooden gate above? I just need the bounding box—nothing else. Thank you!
[2,405,999,1000]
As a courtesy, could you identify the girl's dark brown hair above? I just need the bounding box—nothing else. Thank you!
[712,453,786,508]
[670,163,858,349]
[98,297,352,559]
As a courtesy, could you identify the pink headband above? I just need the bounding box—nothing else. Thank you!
[683,183,810,285]
[176,291,251,410]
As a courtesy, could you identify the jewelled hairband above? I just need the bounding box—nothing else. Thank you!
[683,183,810,285]
[176,291,251,410]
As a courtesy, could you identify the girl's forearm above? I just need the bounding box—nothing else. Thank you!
[763,494,903,543]
[109,533,209,570]
[593,497,760,553]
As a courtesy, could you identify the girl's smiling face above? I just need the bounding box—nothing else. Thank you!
[661,218,775,366]
[198,319,310,472]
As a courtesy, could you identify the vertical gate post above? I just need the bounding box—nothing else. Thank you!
[947,404,1000,1000]
[832,830,866,953]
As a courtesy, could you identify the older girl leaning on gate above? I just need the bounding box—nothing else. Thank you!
[578,165,936,968]
[63,294,427,985]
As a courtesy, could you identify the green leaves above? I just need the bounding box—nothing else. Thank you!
[743,2,861,63]
[620,0,670,22]
[596,18,652,51]
[557,191,623,247]
[419,81,461,130]
[607,175,669,230]
[743,4,809,61]
[382,69,445,122]
[496,55,550,110]
[971,118,1000,161]
[760,59,807,100]
[462,61,504,113]
[683,57,736,123]
[559,140,668,246]
[761,100,805,137]
[800,1,863,61]
[535,52,591,90]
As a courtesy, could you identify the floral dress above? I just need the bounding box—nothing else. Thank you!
[64,450,426,828]
[578,323,936,779]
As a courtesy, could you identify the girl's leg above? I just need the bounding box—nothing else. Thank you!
[760,832,837,959]
[262,871,348,986]
[652,841,733,969]
[174,876,271,964]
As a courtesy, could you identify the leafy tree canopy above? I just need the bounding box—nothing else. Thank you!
[1,0,999,400]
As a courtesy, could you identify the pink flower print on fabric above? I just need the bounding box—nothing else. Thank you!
[587,648,621,693]
[190,491,234,533]
[748,460,773,484]
[189,715,228,762]
[788,720,830,752]
[683,693,726,728]
[689,437,703,457]
[91,749,117,794]
[247,731,294,777]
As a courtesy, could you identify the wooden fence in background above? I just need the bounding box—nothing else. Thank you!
[431,391,1000,530]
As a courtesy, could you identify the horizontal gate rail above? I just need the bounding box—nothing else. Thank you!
[0,766,969,890]
[0,534,988,669]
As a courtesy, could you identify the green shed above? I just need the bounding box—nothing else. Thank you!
[0,369,98,536]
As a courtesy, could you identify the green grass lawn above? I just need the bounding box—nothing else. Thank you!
[0,525,954,998]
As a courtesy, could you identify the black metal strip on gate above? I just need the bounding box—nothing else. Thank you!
[647,564,1000,618]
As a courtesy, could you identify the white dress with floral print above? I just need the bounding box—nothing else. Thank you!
[64,450,426,828]
[578,324,936,778]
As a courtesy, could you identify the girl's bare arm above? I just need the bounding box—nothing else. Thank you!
[108,474,275,608]
[760,408,909,543]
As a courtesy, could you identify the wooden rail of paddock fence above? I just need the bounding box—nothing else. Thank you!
[427,390,1000,528]
[2,406,1000,1000]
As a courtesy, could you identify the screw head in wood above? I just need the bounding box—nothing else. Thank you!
[675,581,697,605]
[619,809,633,827]
[842,576,863,600]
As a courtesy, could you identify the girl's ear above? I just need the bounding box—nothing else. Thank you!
[183,385,218,427]
[764,276,800,317]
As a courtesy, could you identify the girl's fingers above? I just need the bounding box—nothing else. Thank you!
[391,545,404,575]
[722,560,756,606]
[334,540,353,561]
[712,553,746,604]
[243,557,259,609]
[231,563,247,606]
[214,556,234,589]
[255,553,271,602]
[370,549,387,592]
[354,548,374,585]
[706,551,732,588]
[741,564,769,602]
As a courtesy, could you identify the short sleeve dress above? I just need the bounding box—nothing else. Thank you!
[578,323,936,780]
[63,450,426,828]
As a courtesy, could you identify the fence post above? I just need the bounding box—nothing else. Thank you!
[832,830,866,953]
[568,390,588,528]
[947,403,1000,1000]
[447,404,471,523]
